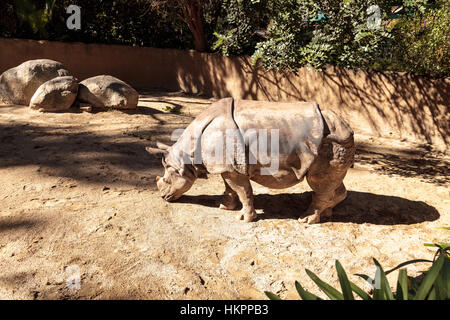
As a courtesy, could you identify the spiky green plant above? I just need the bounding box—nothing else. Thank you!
[266,227,450,300]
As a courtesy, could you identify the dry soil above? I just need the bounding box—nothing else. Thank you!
[0,91,449,299]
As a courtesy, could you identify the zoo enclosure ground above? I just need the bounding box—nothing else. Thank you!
[0,91,448,299]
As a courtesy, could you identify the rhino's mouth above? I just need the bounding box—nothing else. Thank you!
[163,193,176,202]
[163,191,183,202]
[158,183,177,202]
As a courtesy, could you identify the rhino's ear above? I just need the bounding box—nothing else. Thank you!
[145,146,168,158]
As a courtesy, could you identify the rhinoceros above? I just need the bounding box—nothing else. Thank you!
[146,98,355,224]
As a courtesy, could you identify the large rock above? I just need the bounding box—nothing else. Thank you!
[77,75,138,109]
[29,76,78,112]
[0,59,72,105]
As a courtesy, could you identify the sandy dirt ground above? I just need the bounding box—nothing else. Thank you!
[0,91,449,300]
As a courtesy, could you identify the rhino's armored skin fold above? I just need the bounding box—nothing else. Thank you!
[147,98,355,224]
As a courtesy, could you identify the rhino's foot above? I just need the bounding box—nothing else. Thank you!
[299,213,321,224]
[299,206,324,224]
[236,209,258,222]
[299,207,333,224]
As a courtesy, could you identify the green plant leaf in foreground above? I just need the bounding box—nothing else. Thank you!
[396,269,409,300]
[294,281,322,300]
[433,255,450,299]
[425,242,450,248]
[305,269,344,300]
[335,260,354,300]
[414,253,445,300]
[349,281,372,300]
[264,226,449,300]
[385,259,432,275]
[373,258,394,300]
[264,291,282,300]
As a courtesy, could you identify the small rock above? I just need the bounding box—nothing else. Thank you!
[29,76,78,112]
[77,75,138,109]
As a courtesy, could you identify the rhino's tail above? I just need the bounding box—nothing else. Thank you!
[320,109,356,168]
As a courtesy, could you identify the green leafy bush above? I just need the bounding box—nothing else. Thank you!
[388,0,450,77]
[252,0,393,73]
[214,0,449,77]
[212,0,272,56]
[266,227,450,300]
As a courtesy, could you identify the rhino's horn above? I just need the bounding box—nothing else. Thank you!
[156,141,171,150]
[145,146,168,157]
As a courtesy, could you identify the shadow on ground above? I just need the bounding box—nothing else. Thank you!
[0,122,164,187]
[178,190,440,225]
[355,142,449,185]
[0,217,43,234]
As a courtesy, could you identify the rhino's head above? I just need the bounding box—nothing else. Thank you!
[146,142,196,202]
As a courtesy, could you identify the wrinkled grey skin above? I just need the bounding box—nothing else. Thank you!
[147,98,355,224]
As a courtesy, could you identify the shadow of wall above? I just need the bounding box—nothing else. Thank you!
[1,38,448,151]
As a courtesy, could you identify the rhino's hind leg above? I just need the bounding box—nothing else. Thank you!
[219,175,241,210]
[300,182,347,224]
[300,139,354,224]
[221,172,257,222]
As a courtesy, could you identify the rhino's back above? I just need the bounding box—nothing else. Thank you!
[196,99,326,180]
[233,99,321,115]
[232,99,325,155]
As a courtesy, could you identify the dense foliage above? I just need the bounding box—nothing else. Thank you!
[0,0,448,76]
[212,0,272,56]
[214,0,449,76]
[388,1,449,76]
[0,0,192,48]
[249,0,393,72]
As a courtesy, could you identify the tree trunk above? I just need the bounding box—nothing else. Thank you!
[181,0,207,52]
[192,23,207,52]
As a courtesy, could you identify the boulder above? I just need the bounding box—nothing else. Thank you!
[77,75,138,109]
[29,76,78,112]
[0,59,72,105]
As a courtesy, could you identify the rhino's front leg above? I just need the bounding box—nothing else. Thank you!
[221,172,257,222]
[219,175,240,210]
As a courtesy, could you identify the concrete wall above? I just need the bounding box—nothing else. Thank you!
[1,37,448,151]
